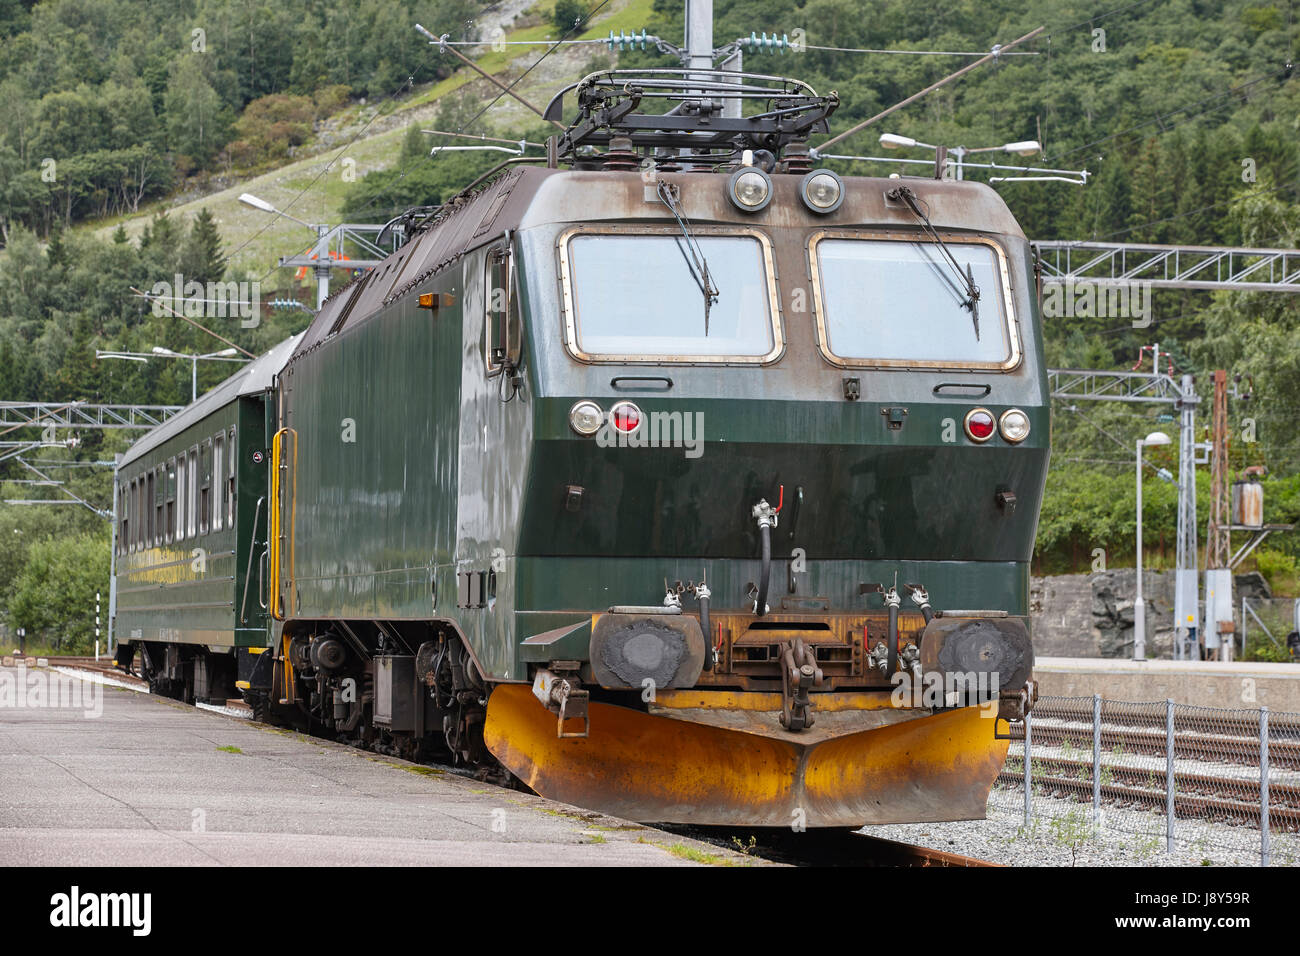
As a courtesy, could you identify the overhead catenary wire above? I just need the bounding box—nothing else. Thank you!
[429,0,615,137]
[817,26,1047,152]
[341,0,613,226]
[436,36,1039,56]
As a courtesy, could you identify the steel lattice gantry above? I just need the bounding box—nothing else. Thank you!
[0,401,183,517]
[1046,368,1189,404]
[1034,241,1300,293]
[1048,368,1205,659]
[0,401,184,430]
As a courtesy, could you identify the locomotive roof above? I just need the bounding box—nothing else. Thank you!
[118,333,302,469]
[290,165,1026,356]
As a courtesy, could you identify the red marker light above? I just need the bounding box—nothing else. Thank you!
[610,401,642,434]
[964,408,996,443]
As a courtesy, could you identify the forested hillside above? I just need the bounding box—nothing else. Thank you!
[1,0,1298,649]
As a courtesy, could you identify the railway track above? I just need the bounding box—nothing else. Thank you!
[31,655,147,687]
[665,825,998,866]
[1025,702,1300,739]
[998,768,1300,831]
[1000,711,1300,831]
[1010,721,1300,771]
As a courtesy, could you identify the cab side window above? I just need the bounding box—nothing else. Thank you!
[484,245,521,375]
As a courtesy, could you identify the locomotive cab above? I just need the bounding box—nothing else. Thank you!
[477,161,1046,825]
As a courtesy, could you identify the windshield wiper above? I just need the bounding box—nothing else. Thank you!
[888,185,981,341]
[657,180,719,334]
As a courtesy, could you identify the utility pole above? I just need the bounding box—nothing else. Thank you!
[108,459,119,657]
[1173,372,1200,660]
[1204,370,1233,661]
[1206,370,1231,568]
[684,0,713,74]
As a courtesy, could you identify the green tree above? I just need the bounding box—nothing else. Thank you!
[163,57,229,167]
[8,534,111,652]
[553,0,589,32]
[181,208,227,285]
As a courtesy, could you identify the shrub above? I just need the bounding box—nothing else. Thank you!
[552,0,588,32]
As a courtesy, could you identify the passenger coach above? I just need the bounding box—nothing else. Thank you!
[113,336,298,703]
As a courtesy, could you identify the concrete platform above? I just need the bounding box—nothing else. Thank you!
[0,669,759,866]
[1035,656,1300,712]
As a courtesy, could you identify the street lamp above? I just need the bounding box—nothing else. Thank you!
[879,133,937,151]
[97,348,245,403]
[878,134,1043,180]
[153,347,240,402]
[1135,430,1173,660]
[239,192,332,310]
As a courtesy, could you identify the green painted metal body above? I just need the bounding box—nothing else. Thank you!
[114,395,271,648]
[274,168,1050,683]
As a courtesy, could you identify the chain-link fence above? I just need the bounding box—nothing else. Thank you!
[1239,597,1300,662]
[989,695,1300,866]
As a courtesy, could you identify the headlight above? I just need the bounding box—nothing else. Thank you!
[800,169,844,213]
[964,407,996,443]
[727,167,772,212]
[569,400,603,436]
[999,408,1031,443]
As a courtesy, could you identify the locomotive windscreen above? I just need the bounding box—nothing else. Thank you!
[563,232,779,361]
[812,235,1017,369]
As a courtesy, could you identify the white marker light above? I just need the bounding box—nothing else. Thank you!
[999,408,1031,443]
[569,400,603,436]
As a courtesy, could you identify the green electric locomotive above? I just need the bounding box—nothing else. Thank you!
[116,71,1045,827]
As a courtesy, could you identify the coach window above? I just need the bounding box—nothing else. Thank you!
[177,455,186,541]
[226,427,236,527]
[187,447,198,538]
[199,439,212,534]
[165,458,176,543]
[132,478,140,552]
[154,467,164,545]
[121,480,130,553]
[145,470,154,547]
[212,434,224,532]
[134,478,141,552]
